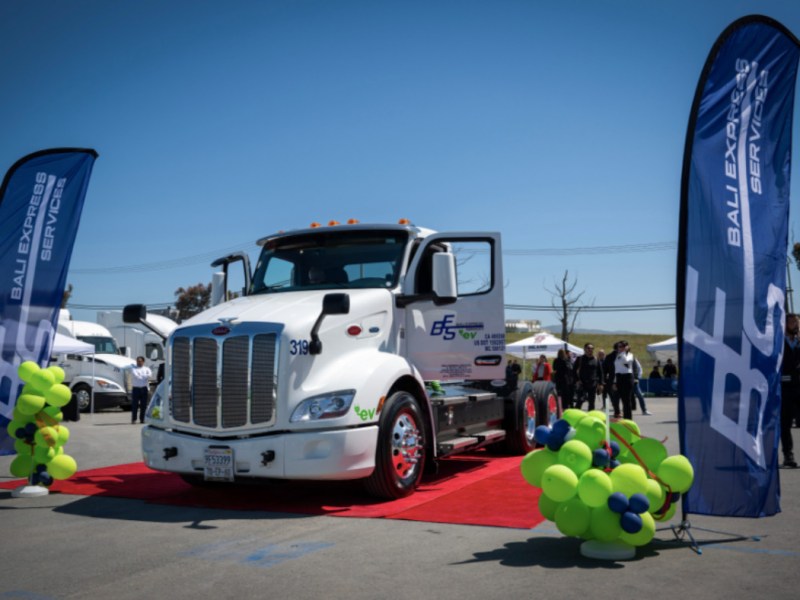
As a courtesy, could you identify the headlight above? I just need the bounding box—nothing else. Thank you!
[145,387,164,421]
[290,390,356,422]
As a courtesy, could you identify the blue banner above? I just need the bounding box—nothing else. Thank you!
[0,149,97,455]
[677,17,800,517]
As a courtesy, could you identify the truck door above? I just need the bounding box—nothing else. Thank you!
[402,232,506,382]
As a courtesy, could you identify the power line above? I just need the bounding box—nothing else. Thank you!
[68,240,678,275]
[505,303,675,313]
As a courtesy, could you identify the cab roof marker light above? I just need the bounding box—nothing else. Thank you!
[328,220,340,226]
[398,218,411,225]
[347,218,360,224]
[310,222,322,228]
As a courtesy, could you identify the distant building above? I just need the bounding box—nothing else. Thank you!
[505,319,541,333]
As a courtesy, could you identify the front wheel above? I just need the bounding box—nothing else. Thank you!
[364,391,426,499]
[73,383,92,412]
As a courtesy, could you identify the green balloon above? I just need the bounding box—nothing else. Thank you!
[541,464,579,502]
[44,384,72,408]
[632,437,668,473]
[561,409,586,427]
[17,360,40,383]
[30,369,55,394]
[15,393,45,416]
[574,416,607,449]
[33,445,56,463]
[609,463,649,497]
[34,426,59,448]
[42,406,64,422]
[538,492,560,521]
[578,469,614,507]
[586,410,607,423]
[645,478,666,512]
[47,365,66,384]
[620,511,656,546]
[589,505,623,541]
[10,454,34,478]
[657,455,694,493]
[48,454,78,480]
[653,501,678,522]
[6,417,27,438]
[555,497,591,538]
[558,439,593,476]
[521,449,558,488]
[13,439,32,455]
[56,425,70,446]
[610,421,640,457]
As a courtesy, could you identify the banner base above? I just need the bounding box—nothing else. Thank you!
[669,518,761,555]
[11,484,50,498]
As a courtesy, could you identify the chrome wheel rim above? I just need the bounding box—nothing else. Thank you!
[390,410,423,483]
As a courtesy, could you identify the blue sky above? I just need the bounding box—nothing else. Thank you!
[2,0,800,335]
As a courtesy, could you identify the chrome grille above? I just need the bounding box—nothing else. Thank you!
[170,328,278,429]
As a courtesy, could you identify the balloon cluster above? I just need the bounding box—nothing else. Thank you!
[521,408,694,548]
[5,361,78,486]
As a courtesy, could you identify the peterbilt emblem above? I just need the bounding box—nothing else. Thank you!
[212,326,230,336]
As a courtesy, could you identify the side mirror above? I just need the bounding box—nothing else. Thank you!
[432,252,457,303]
[310,293,350,354]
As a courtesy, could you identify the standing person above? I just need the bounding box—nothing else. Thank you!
[603,347,621,417]
[505,359,519,394]
[597,349,609,409]
[633,356,652,415]
[663,358,678,379]
[531,354,552,382]
[613,341,636,420]
[552,349,574,408]
[574,343,604,410]
[649,365,662,379]
[125,356,152,424]
[781,314,800,468]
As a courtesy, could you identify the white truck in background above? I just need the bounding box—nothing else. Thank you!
[97,310,177,374]
[54,310,135,412]
[125,221,558,498]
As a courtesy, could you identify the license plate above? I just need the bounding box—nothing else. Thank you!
[203,446,234,482]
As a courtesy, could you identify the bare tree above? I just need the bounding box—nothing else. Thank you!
[545,270,587,342]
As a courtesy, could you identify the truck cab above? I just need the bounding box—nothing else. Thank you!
[54,315,135,412]
[131,222,547,498]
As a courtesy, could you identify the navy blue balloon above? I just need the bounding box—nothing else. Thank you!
[671,492,681,502]
[609,459,621,469]
[534,425,551,445]
[607,491,629,514]
[15,427,27,439]
[30,472,40,485]
[35,463,48,474]
[620,511,643,534]
[546,428,567,452]
[629,493,650,514]
[552,419,571,436]
[592,448,610,467]
[609,441,621,458]
[39,472,54,487]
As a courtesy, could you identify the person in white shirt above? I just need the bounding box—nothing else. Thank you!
[125,356,152,424]
[613,340,636,420]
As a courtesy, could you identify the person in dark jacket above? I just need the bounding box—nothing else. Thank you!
[573,343,604,410]
[782,313,800,468]
[603,347,621,417]
[552,349,574,409]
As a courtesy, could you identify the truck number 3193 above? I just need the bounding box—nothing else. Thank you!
[289,339,310,355]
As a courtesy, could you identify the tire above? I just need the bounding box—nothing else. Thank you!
[73,383,92,413]
[364,391,426,499]
[505,381,561,454]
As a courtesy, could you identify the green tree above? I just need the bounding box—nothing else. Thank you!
[174,282,211,322]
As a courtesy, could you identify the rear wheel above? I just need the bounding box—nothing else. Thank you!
[505,381,560,454]
[364,391,426,499]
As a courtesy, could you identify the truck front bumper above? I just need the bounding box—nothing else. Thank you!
[141,424,379,481]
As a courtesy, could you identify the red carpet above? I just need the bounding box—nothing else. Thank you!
[1,452,543,529]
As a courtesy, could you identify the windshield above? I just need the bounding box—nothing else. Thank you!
[78,336,120,354]
[251,230,408,294]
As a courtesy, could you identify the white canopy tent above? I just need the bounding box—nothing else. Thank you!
[646,336,678,365]
[506,332,584,359]
[52,332,94,355]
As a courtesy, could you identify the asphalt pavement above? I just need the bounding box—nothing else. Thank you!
[1,397,798,600]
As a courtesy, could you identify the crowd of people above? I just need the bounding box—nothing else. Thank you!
[506,340,680,420]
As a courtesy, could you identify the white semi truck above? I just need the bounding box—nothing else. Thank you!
[55,312,135,412]
[97,310,177,373]
[125,221,558,498]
